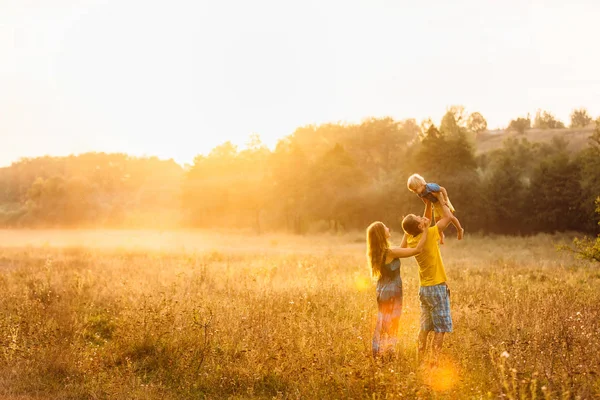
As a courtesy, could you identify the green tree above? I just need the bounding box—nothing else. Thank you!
[560,197,600,262]
[440,111,461,137]
[508,117,531,134]
[24,176,100,226]
[467,112,488,135]
[268,138,309,233]
[576,118,600,232]
[529,138,583,232]
[480,138,536,233]
[238,135,271,233]
[447,105,468,127]
[182,142,241,227]
[570,108,592,128]
[533,110,566,129]
[306,144,366,232]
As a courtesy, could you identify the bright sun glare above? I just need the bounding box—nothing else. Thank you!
[2,1,600,166]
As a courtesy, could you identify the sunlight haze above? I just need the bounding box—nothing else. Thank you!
[2,0,599,166]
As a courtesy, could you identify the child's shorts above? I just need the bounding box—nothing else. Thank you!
[433,202,456,220]
[419,283,453,333]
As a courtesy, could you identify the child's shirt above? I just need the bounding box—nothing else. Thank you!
[419,182,441,203]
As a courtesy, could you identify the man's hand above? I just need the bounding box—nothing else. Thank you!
[423,198,433,220]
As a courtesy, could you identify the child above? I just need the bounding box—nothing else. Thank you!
[407,173,464,243]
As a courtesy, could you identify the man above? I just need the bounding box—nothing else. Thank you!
[401,198,454,365]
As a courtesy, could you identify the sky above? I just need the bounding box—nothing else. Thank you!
[1,0,599,167]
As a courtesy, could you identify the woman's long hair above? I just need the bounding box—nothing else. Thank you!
[366,221,389,280]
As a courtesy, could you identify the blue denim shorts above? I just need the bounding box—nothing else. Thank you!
[419,283,453,333]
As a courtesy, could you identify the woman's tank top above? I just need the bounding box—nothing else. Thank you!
[379,258,401,282]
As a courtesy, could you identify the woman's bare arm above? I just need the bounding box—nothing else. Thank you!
[387,228,428,258]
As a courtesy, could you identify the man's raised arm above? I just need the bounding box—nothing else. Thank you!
[423,199,433,222]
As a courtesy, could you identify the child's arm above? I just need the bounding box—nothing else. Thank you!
[431,191,447,206]
[439,186,450,205]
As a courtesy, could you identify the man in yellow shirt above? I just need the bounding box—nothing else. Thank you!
[401,198,454,365]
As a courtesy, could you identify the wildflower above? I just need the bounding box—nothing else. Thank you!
[500,351,510,358]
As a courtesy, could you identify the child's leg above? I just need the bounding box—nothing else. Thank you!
[451,214,464,240]
[444,198,464,240]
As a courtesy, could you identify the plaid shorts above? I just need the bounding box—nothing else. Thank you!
[419,283,453,333]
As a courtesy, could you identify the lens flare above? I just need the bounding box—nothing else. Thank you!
[354,275,372,292]
[427,358,460,392]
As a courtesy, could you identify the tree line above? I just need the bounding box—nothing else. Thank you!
[1,108,599,235]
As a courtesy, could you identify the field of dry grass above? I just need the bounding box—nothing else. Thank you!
[0,230,599,399]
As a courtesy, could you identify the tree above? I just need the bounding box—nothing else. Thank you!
[508,117,531,134]
[467,112,488,135]
[352,117,411,179]
[529,138,583,232]
[570,108,592,128]
[305,144,366,232]
[482,154,528,233]
[440,111,460,137]
[533,110,565,129]
[447,105,467,127]
[480,138,536,233]
[419,118,435,138]
[238,134,271,233]
[268,138,309,233]
[590,117,600,152]
[400,118,421,141]
[24,176,100,226]
[182,142,241,227]
[560,197,600,262]
[576,118,600,232]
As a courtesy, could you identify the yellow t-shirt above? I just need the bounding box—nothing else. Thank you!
[406,225,447,286]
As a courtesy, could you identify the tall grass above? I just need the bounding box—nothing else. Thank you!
[0,233,598,399]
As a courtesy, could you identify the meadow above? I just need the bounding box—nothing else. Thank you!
[0,230,599,399]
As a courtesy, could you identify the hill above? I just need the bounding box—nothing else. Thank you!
[474,126,594,155]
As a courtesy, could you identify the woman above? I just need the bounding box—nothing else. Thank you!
[366,221,428,358]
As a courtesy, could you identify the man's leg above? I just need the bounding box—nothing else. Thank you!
[430,284,453,366]
[431,332,445,366]
[418,287,434,366]
[417,329,430,365]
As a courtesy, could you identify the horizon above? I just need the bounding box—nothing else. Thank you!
[3,1,600,167]
[1,114,596,169]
